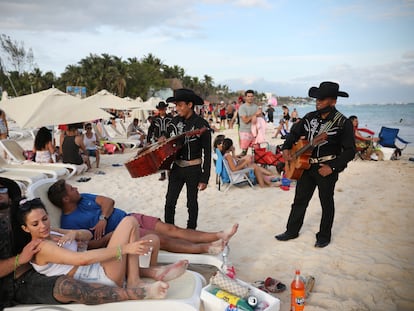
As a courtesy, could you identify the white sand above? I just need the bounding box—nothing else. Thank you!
[13,125,414,311]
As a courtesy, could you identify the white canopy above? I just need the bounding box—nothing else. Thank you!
[0,88,112,129]
[82,89,141,110]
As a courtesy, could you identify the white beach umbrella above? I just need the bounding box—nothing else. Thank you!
[0,88,112,129]
[83,89,140,110]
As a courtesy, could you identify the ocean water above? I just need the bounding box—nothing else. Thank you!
[272,102,414,143]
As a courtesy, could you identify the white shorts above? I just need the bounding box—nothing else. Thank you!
[74,263,117,287]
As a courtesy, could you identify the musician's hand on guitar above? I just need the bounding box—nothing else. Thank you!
[198,183,207,191]
[158,136,167,143]
[282,149,292,161]
[318,164,333,177]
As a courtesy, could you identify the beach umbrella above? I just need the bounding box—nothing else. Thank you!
[83,89,140,110]
[0,88,112,129]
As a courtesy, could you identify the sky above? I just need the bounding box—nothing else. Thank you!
[0,0,414,103]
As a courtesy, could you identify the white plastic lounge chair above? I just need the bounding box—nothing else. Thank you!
[24,178,206,311]
[0,156,69,179]
[0,169,48,190]
[93,123,139,149]
[0,139,79,178]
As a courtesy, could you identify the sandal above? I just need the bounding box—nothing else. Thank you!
[77,177,91,182]
[264,277,286,293]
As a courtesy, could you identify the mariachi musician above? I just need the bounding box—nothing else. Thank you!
[147,101,173,181]
[162,89,211,230]
[275,82,355,248]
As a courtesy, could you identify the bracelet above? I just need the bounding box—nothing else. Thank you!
[14,254,20,278]
[116,245,122,261]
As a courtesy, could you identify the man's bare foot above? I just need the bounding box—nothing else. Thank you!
[154,260,189,282]
[143,281,169,299]
[208,239,225,255]
[219,223,239,243]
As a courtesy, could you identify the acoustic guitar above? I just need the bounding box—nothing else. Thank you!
[125,127,208,178]
[284,132,328,180]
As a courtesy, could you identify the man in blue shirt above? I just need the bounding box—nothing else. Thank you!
[48,179,238,254]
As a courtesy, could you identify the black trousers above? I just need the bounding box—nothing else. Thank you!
[286,164,338,242]
[164,164,202,229]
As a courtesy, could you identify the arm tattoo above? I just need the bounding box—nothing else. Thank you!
[53,276,147,304]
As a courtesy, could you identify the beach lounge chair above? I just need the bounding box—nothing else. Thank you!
[0,156,69,179]
[0,139,80,177]
[377,126,410,159]
[215,148,254,192]
[93,122,139,149]
[0,170,48,195]
[23,178,209,311]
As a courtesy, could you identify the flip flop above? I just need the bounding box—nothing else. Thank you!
[77,177,91,182]
[264,277,286,293]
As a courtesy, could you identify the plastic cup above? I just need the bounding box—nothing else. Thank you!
[77,240,88,252]
[139,248,152,268]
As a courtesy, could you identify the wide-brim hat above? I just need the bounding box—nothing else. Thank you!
[166,88,204,105]
[0,177,22,201]
[308,81,349,99]
[156,101,168,109]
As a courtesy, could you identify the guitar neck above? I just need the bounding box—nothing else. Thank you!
[294,143,314,158]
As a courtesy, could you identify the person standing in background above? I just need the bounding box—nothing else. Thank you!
[238,90,260,156]
[0,109,8,158]
[147,101,173,181]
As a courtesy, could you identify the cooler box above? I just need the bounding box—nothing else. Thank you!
[380,147,396,160]
[201,278,280,311]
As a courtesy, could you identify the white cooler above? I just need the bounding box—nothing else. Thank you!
[201,279,280,311]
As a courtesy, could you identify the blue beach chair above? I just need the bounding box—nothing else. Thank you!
[378,126,410,159]
[215,148,254,192]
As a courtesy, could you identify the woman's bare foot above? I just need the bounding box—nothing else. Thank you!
[143,281,169,299]
[219,224,239,243]
[208,239,225,255]
[154,260,189,282]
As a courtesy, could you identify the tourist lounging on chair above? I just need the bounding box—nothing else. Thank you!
[377,126,411,160]
[353,128,383,160]
[215,148,254,192]
[0,139,79,177]
[93,122,139,150]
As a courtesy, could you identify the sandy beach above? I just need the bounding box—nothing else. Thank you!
[11,124,414,311]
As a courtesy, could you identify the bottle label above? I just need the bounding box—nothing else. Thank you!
[215,290,240,305]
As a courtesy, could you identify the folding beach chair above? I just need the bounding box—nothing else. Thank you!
[215,148,254,192]
[378,126,410,160]
[252,143,285,173]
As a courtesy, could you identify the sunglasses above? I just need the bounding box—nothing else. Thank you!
[86,127,92,130]
[0,187,8,194]
[18,198,43,212]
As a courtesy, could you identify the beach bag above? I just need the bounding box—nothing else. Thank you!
[210,270,250,298]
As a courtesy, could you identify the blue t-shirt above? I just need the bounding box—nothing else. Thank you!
[60,193,127,233]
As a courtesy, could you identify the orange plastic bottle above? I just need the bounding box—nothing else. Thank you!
[291,269,305,311]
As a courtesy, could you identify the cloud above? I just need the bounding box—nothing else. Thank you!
[0,0,199,33]
[222,55,414,103]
